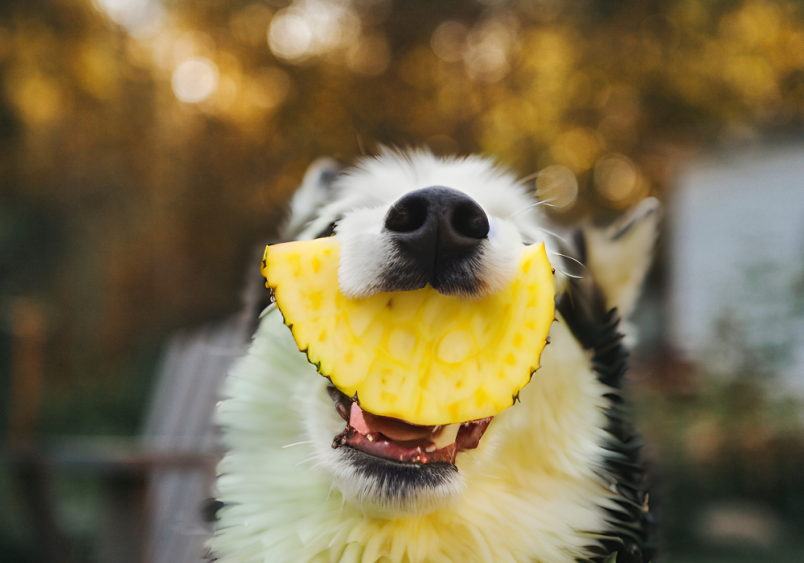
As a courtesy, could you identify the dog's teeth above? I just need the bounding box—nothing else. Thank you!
[431,423,460,450]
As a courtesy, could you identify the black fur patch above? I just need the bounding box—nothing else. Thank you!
[557,231,656,563]
[380,244,487,297]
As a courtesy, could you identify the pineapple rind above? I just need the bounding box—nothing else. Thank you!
[261,237,555,425]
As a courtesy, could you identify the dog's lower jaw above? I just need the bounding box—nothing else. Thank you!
[325,447,467,519]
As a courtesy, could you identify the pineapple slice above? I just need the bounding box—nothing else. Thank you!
[261,238,555,426]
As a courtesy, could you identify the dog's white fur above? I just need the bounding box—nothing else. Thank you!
[210,149,658,563]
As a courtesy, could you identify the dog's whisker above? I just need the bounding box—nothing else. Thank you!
[294,455,317,467]
[536,227,569,244]
[282,440,314,449]
[555,267,584,280]
[548,251,586,269]
[518,171,541,184]
[507,199,556,220]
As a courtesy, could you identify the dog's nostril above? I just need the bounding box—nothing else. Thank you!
[385,198,428,233]
[451,201,489,239]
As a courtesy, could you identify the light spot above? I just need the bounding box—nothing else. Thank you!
[268,12,313,62]
[268,2,361,64]
[95,0,164,36]
[504,352,516,366]
[171,57,219,103]
[536,164,579,210]
[594,154,640,207]
[431,21,468,62]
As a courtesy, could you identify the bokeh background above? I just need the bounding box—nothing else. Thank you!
[2,0,804,561]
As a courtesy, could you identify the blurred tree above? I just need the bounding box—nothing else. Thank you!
[1,0,804,438]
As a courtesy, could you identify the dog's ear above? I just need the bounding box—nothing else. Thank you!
[280,157,342,240]
[583,197,662,321]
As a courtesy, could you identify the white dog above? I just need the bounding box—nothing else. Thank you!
[209,148,659,563]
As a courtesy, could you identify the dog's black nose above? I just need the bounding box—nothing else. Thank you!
[383,186,489,294]
[385,186,489,251]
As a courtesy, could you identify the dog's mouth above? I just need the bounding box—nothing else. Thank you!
[328,385,491,465]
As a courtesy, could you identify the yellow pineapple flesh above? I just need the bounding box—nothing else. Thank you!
[261,238,555,426]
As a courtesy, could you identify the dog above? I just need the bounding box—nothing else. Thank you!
[209,148,659,563]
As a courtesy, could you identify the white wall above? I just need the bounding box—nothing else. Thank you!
[668,143,804,392]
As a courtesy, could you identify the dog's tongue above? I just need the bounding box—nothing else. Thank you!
[349,402,436,441]
[339,402,491,464]
[261,237,555,426]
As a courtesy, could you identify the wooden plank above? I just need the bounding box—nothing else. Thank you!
[5,292,262,563]
[142,315,250,563]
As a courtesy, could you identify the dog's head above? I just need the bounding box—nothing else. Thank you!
[213,148,659,562]
[278,149,572,515]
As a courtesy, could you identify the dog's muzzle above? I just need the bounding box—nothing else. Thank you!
[382,186,489,297]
